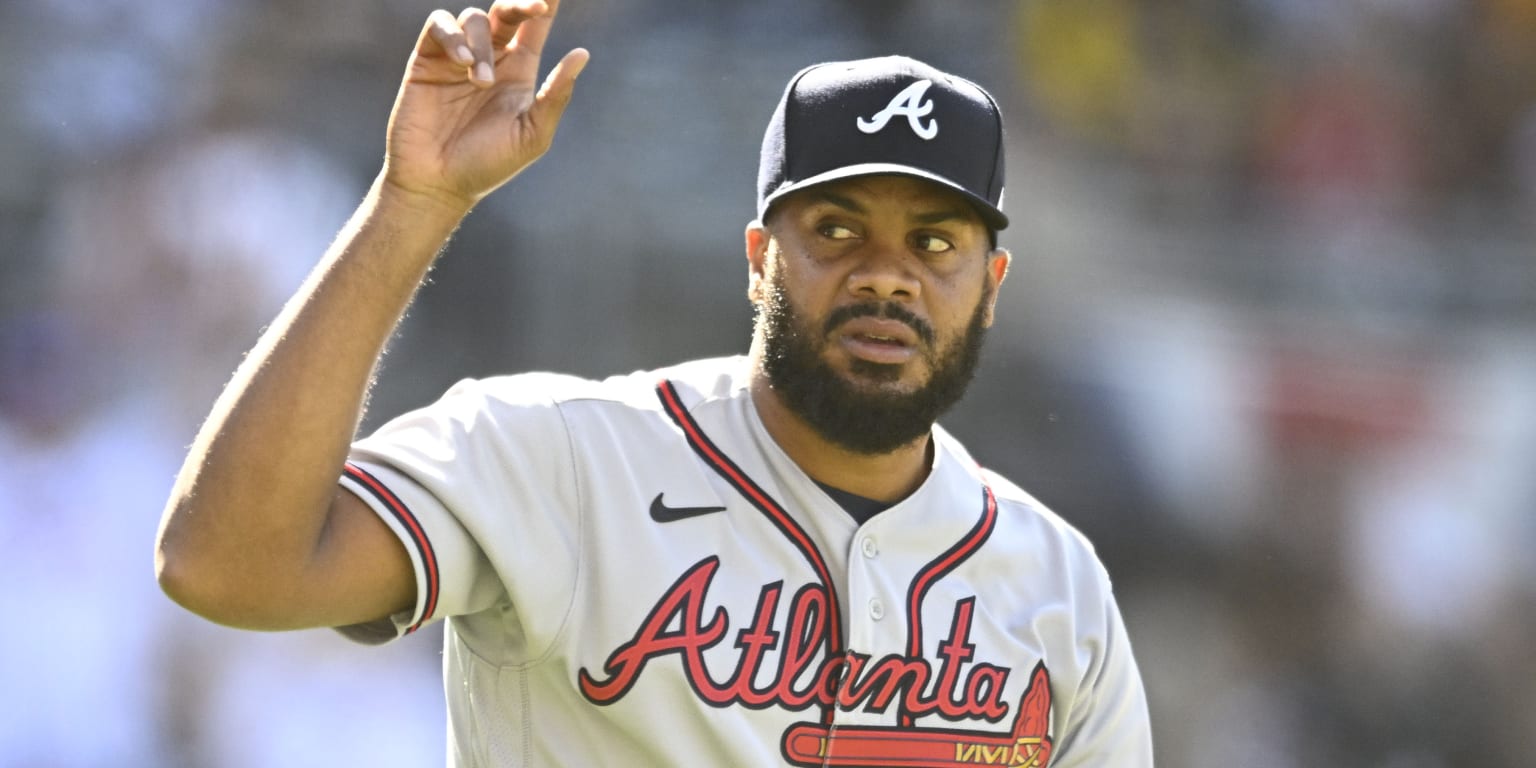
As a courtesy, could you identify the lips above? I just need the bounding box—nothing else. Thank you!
[836,316,921,364]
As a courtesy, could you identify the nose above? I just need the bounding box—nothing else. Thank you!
[846,238,920,301]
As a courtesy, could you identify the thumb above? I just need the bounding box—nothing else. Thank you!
[528,48,590,137]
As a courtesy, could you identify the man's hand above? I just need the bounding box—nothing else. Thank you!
[382,0,589,212]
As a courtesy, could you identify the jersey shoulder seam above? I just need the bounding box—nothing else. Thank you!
[520,393,586,669]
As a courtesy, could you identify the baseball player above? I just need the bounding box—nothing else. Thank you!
[155,2,1153,766]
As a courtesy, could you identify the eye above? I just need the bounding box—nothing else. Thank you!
[913,233,954,254]
[818,223,858,240]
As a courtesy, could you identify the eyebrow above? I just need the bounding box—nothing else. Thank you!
[812,190,973,226]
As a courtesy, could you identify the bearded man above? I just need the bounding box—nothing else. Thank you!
[155,2,1153,765]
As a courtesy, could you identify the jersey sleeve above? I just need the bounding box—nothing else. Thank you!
[1051,580,1154,766]
[334,375,579,645]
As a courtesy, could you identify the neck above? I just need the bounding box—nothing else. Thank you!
[747,358,933,504]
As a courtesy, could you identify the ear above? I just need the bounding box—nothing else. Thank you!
[981,247,1011,327]
[745,220,770,304]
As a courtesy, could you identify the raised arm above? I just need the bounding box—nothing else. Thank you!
[155,0,588,631]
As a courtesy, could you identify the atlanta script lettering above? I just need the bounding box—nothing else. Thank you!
[578,556,1011,719]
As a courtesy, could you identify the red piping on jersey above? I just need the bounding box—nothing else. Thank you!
[900,485,997,727]
[656,379,844,724]
[344,462,439,634]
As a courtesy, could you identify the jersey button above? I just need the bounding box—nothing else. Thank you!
[860,537,878,558]
[868,598,885,620]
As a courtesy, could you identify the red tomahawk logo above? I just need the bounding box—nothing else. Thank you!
[782,661,1054,767]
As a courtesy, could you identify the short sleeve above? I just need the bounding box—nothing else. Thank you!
[1051,584,1154,766]
[333,376,579,645]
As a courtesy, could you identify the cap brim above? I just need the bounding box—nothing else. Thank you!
[759,162,1008,231]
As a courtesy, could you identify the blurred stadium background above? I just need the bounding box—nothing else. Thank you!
[2,0,1533,765]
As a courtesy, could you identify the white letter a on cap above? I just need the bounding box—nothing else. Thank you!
[857,80,938,140]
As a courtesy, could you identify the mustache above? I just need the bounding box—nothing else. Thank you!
[823,302,935,347]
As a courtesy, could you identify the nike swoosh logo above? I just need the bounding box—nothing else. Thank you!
[649,493,727,523]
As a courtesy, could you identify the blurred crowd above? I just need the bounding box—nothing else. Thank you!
[1,0,1532,766]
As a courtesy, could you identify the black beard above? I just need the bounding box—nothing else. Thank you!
[756,273,991,455]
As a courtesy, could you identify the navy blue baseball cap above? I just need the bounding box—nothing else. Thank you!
[757,55,1008,230]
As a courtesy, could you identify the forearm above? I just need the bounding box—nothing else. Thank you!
[155,176,469,618]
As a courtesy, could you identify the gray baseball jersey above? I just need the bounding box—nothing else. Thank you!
[338,355,1151,767]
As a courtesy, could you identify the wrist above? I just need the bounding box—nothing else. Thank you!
[372,173,478,226]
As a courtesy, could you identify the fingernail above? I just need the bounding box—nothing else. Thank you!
[455,46,472,64]
[475,62,493,82]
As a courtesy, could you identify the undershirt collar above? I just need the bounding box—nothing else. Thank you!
[814,480,893,525]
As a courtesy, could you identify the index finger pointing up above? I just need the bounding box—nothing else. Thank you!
[490,0,557,52]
